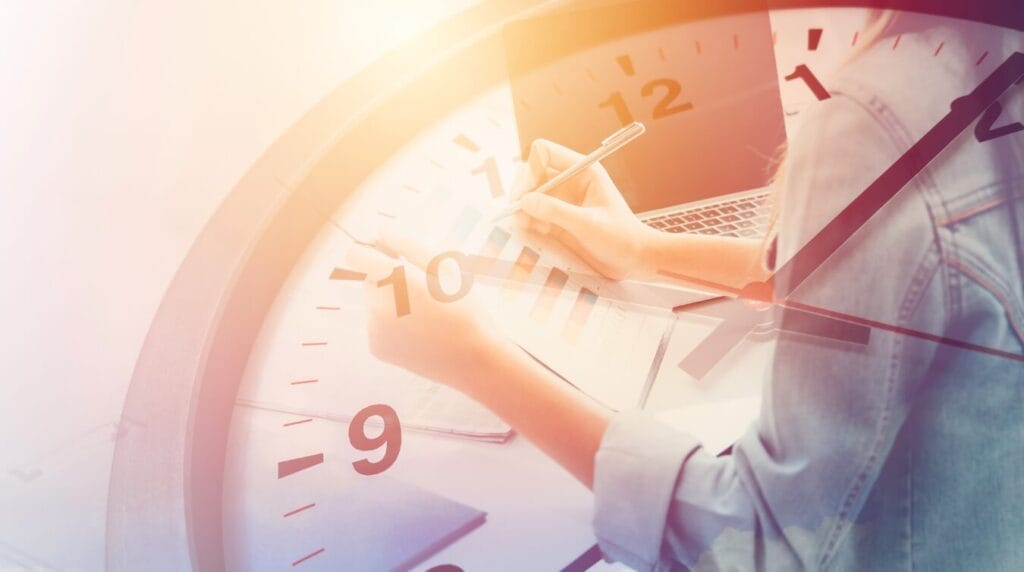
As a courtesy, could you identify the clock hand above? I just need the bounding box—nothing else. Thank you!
[333,54,1024,375]
[331,249,872,348]
[670,51,1024,377]
[771,51,1024,298]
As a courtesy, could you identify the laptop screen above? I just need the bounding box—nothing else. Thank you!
[504,0,787,214]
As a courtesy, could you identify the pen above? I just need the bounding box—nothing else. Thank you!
[492,121,646,221]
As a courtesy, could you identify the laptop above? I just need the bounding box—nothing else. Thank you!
[504,0,784,244]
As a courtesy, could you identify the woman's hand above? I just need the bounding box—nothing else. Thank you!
[345,227,506,394]
[513,139,655,280]
[348,227,611,490]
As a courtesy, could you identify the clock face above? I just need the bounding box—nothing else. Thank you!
[107,2,1024,571]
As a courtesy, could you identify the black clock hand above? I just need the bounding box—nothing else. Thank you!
[331,249,873,349]
[772,51,1024,298]
[670,52,1024,378]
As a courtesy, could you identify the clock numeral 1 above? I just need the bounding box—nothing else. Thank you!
[784,64,831,101]
[598,77,694,127]
[471,156,505,198]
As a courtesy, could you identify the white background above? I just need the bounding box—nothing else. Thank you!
[0,1,475,568]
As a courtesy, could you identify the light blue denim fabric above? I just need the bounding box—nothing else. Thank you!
[593,23,1024,571]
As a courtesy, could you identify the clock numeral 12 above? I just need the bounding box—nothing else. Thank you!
[377,266,410,317]
[599,77,694,126]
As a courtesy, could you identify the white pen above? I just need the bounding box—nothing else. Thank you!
[492,121,646,221]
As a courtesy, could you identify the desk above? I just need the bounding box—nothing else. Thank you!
[415,311,774,571]
[224,314,774,571]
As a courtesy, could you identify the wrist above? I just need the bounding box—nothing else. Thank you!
[633,225,666,280]
[453,324,511,397]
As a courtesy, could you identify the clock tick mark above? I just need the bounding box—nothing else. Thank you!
[808,28,822,51]
[279,453,324,479]
[851,31,859,46]
[330,268,366,281]
[429,158,446,169]
[292,547,325,566]
[585,67,597,81]
[452,133,480,152]
[976,51,989,66]
[301,342,327,347]
[9,467,42,482]
[615,54,635,76]
[695,40,702,55]
[402,184,423,193]
[733,34,739,50]
[658,46,666,61]
[892,34,902,50]
[934,41,945,57]
[283,502,316,517]
[290,379,319,385]
[315,305,340,311]
[283,418,313,427]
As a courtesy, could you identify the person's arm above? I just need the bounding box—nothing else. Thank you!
[640,228,770,289]
[592,93,946,570]
[457,339,610,488]
[514,139,769,288]
[345,229,610,488]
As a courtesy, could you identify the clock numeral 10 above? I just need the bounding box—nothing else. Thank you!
[598,77,694,126]
[335,250,474,317]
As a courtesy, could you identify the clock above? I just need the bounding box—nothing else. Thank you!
[105,1,1023,570]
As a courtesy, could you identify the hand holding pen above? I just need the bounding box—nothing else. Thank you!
[503,122,656,281]
[494,121,646,221]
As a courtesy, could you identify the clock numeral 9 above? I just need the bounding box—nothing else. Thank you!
[349,403,401,476]
[598,77,693,126]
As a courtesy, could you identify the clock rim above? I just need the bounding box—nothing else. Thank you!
[105,2,1022,570]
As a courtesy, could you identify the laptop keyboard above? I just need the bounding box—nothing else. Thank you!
[642,192,771,238]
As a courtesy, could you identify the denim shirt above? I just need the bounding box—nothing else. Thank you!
[592,24,1024,571]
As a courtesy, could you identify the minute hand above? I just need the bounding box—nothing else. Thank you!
[768,51,1024,299]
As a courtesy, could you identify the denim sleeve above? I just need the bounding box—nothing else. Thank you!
[593,94,949,570]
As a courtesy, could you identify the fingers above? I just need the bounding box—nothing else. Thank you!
[529,138,587,171]
[512,139,598,201]
[519,193,592,238]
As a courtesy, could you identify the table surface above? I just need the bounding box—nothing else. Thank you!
[409,312,775,571]
[223,311,774,572]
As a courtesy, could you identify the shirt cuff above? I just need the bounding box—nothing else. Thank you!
[593,410,702,571]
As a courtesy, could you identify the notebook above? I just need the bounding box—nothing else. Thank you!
[228,474,486,571]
